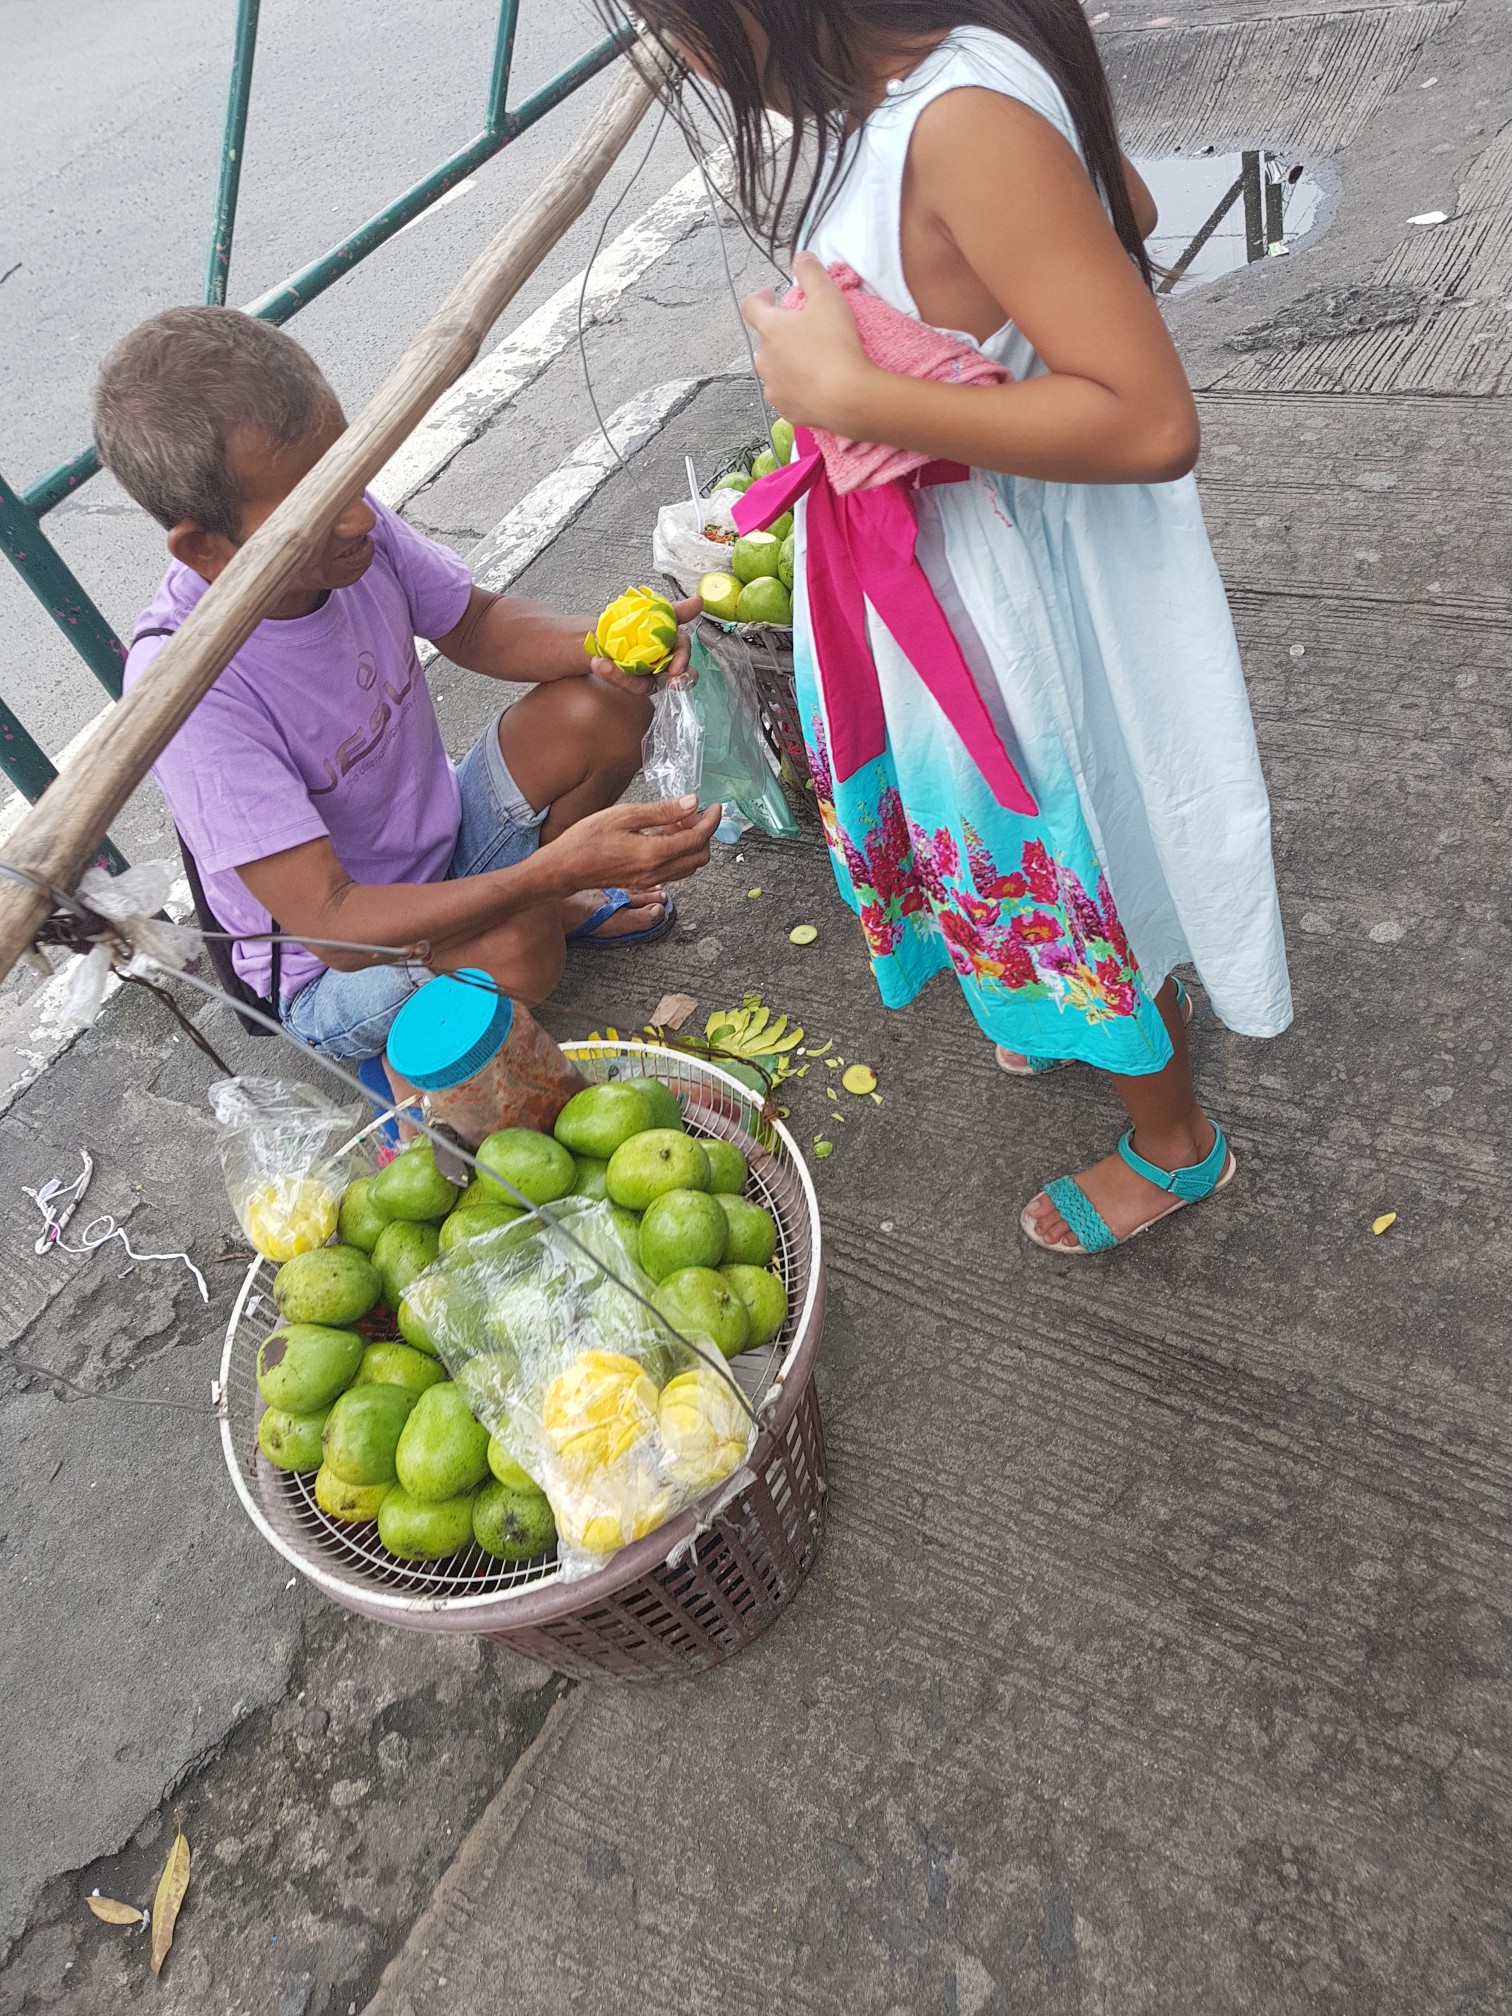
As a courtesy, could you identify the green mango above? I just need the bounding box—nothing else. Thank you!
[699,1140,749,1197]
[473,1477,557,1561]
[314,1464,390,1524]
[372,1139,460,1223]
[636,1078,684,1131]
[637,1188,728,1284]
[395,1381,492,1502]
[475,1127,575,1208]
[373,1219,440,1309]
[397,1294,441,1358]
[653,1266,750,1360]
[378,1486,477,1560]
[322,1382,418,1486]
[256,1323,364,1414]
[715,1194,778,1267]
[451,1175,510,1214]
[353,1340,446,1396]
[455,1350,519,1424]
[553,1083,655,1161]
[606,1130,711,1211]
[273,1244,381,1327]
[570,1155,610,1202]
[609,1207,642,1267]
[720,1264,787,1349]
[486,1435,538,1490]
[337,1176,391,1253]
[258,1404,329,1472]
[439,1200,522,1252]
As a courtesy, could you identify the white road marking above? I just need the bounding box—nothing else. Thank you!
[372,154,721,512]
[395,175,477,238]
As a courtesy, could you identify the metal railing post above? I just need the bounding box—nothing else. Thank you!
[205,0,263,306]
[0,472,127,700]
[486,0,522,134]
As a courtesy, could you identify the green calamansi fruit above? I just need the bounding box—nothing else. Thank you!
[377,1486,477,1560]
[322,1382,417,1487]
[314,1464,391,1524]
[354,1340,447,1396]
[476,1127,575,1208]
[750,449,780,480]
[486,1435,538,1490]
[696,571,742,623]
[720,1264,787,1349]
[570,1156,610,1202]
[258,1405,330,1472]
[731,531,781,585]
[700,1140,748,1196]
[273,1244,382,1327]
[654,1266,751,1360]
[372,1139,459,1223]
[553,1082,655,1161]
[473,1477,557,1561]
[735,577,793,627]
[777,536,795,593]
[606,1129,711,1211]
[337,1176,391,1253]
[256,1323,365,1415]
[637,1189,729,1284]
[715,1194,779,1267]
[438,1200,522,1253]
[770,418,796,463]
[635,1078,684,1131]
[395,1382,493,1502]
[372,1219,440,1310]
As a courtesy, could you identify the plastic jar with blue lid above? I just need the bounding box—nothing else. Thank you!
[385,970,583,1148]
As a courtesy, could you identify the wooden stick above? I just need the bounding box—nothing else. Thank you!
[0,50,660,984]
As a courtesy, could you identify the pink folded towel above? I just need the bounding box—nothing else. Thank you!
[780,262,1011,493]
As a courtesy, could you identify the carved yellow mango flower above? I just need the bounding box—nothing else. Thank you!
[584,585,679,674]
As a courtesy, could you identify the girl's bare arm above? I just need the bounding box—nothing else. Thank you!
[742,92,1197,487]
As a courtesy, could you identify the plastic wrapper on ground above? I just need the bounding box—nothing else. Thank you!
[399,1199,757,1579]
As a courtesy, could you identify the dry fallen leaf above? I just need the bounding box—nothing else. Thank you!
[149,1828,190,1976]
[86,1894,145,1928]
[649,992,698,1031]
[1371,1212,1397,1236]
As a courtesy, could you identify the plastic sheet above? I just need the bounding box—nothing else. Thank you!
[640,678,706,803]
[400,1199,755,1578]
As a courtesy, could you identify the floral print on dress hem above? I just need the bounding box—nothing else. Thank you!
[807,714,1171,1069]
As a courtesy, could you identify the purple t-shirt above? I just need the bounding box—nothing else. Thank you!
[123,499,472,999]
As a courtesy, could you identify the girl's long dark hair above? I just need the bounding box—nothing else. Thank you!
[615,0,1150,285]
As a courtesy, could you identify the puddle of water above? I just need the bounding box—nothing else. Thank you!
[1133,150,1328,294]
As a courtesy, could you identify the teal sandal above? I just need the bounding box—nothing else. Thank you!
[996,980,1191,1079]
[1021,1122,1236,1255]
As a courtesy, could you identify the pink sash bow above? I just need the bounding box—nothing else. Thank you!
[733,429,1037,816]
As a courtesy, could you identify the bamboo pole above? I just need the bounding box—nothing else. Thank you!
[0,50,660,985]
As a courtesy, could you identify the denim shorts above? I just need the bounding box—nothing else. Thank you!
[281,718,546,1061]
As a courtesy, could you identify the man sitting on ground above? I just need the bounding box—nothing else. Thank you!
[96,306,715,1067]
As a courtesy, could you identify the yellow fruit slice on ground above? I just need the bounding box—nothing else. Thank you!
[788,924,818,945]
[841,1065,878,1096]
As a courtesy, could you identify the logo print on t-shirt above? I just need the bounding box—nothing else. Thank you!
[355,650,378,691]
[309,655,421,796]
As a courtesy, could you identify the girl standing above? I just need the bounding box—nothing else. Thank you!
[633,1,1291,1252]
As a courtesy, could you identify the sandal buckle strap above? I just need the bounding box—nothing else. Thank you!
[1116,1125,1229,1203]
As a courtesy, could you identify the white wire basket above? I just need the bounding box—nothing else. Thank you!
[216,1044,827,1673]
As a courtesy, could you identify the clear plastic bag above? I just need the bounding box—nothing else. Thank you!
[651,493,742,591]
[691,629,800,841]
[208,1077,371,1262]
[401,1199,756,1578]
[640,678,706,802]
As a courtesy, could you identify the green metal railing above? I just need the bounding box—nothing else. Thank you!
[0,0,631,865]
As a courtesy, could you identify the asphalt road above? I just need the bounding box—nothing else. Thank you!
[0,0,701,768]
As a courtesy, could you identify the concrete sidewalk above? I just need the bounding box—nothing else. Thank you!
[3,0,1510,2011]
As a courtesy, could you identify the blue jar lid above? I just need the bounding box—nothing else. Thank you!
[385,970,514,1090]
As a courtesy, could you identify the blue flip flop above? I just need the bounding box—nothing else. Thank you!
[997,979,1190,1079]
[1021,1121,1236,1255]
[566,888,677,950]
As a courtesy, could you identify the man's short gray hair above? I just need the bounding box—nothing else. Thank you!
[93,306,338,540]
